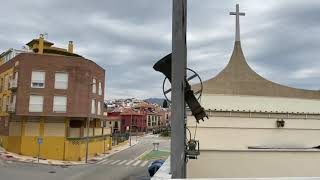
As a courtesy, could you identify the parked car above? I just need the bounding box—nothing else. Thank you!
[148,159,165,177]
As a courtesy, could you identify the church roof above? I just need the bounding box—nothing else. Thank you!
[193,41,320,100]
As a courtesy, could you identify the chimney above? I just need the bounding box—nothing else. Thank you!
[68,41,74,53]
[38,34,44,54]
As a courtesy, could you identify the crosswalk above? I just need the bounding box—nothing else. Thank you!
[96,158,150,167]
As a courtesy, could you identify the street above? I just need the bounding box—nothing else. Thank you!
[0,134,170,180]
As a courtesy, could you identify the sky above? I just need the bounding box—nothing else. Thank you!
[1,0,320,100]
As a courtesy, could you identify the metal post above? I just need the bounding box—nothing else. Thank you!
[38,142,40,163]
[129,114,132,146]
[171,0,187,178]
[85,117,90,163]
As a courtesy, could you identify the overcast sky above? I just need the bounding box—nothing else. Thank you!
[1,0,320,100]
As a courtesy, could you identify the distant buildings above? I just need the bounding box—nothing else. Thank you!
[105,99,171,134]
[0,34,110,161]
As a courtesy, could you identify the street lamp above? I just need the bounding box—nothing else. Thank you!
[85,81,96,163]
[129,113,132,146]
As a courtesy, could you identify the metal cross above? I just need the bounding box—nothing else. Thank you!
[230,4,245,42]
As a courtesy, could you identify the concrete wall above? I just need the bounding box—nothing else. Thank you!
[187,114,320,178]
[187,150,320,178]
[188,116,320,150]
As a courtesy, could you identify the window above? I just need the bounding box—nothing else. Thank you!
[55,72,68,89]
[53,96,67,112]
[29,95,44,112]
[31,71,45,88]
[92,79,96,93]
[98,81,102,95]
[97,101,101,115]
[91,99,96,114]
[148,119,151,126]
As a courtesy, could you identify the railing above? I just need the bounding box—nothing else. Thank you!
[112,133,129,146]
[9,79,17,89]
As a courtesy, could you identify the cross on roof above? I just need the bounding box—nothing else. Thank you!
[230,4,245,42]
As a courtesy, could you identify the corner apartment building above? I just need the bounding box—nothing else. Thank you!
[0,34,111,161]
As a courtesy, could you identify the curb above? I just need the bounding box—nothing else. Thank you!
[0,141,139,166]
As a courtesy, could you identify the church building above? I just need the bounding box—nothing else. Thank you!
[187,4,320,178]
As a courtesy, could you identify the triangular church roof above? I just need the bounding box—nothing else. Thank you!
[192,4,320,100]
[193,41,320,100]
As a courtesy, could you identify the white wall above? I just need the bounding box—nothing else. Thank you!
[188,116,320,150]
[187,114,320,178]
[187,150,320,178]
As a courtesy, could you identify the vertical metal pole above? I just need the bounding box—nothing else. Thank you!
[129,114,132,146]
[85,117,90,163]
[38,140,40,163]
[172,0,187,178]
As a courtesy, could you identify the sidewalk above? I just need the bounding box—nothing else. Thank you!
[0,138,139,166]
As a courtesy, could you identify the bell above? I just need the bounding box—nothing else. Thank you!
[153,53,208,122]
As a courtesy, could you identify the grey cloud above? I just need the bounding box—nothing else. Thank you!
[1,0,320,99]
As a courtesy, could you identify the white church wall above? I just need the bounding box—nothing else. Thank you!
[201,94,320,114]
[187,116,320,150]
[187,150,320,178]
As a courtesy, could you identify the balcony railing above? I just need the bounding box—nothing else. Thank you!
[9,79,17,89]
[7,103,16,113]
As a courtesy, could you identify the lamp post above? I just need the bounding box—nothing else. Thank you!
[129,113,132,146]
[85,81,96,163]
[85,117,90,163]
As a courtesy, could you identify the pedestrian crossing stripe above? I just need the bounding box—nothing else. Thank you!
[125,160,135,165]
[118,160,127,165]
[132,160,141,166]
[140,161,148,167]
[97,159,150,167]
[110,160,121,165]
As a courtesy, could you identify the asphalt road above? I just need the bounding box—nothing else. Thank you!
[0,134,170,180]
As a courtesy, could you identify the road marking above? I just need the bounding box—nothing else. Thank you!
[110,160,121,165]
[140,161,149,167]
[117,160,127,165]
[132,160,141,166]
[103,159,114,164]
[125,160,135,166]
[96,158,109,164]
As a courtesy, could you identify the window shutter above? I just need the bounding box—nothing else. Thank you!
[29,95,44,112]
[55,73,68,89]
[53,96,67,112]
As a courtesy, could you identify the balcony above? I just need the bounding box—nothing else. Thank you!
[7,103,16,113]
[9,79,17,90]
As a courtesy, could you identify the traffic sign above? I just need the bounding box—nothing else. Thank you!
[38,137,43,144]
